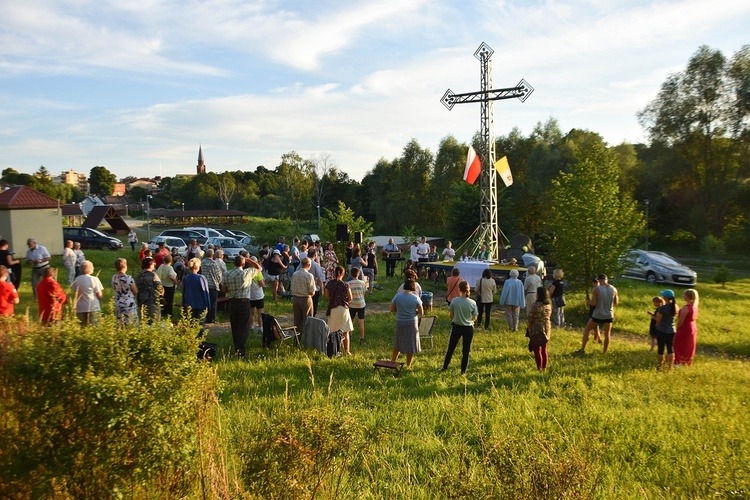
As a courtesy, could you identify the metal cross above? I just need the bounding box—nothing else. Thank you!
[441,42,533,260]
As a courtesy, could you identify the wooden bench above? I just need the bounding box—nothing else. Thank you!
[373,360,405,376]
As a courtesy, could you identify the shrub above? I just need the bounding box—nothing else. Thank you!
[700,234,726,263]
[0,315,218,498]
[713,265,732,288]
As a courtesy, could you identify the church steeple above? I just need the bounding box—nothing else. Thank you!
[197,145,206,175]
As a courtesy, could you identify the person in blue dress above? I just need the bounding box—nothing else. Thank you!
[390,280,423,369]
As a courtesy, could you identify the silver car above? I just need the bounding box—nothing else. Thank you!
[205,237,245,261]
[622,250,697,286]
[148,236,189,257]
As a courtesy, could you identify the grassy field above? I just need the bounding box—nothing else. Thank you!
[7,246,750,497]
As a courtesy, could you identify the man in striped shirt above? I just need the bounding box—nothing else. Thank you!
[200,249,223,324]
[290,257,315,334]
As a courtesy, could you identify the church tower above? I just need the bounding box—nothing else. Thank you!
[197,145,206,175]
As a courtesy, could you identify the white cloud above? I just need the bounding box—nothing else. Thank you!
[1,0,749,181]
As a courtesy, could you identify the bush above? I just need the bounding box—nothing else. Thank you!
[713,265,732,288]
[700,234,726,262]
[0,315,218,498]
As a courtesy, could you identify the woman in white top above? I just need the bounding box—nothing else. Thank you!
[72,260,103,326]
[475,268,497,330]
[348,267,368,345]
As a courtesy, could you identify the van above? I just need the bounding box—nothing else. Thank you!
[63,227,123,250]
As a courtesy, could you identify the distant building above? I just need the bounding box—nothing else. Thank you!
[55,170,89,193]
[125,178,158,191]
[0,186,64,255]
[112,183,126,196]
[81,195,106,216]
[197,145,206,175]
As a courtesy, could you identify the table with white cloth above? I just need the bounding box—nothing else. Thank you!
[454,261,491,287]
[416,261,527,286]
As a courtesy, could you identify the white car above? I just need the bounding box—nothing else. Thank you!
[148,236,189,257]
[184,227,223,241]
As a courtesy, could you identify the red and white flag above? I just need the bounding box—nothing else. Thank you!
[464,145,481,185]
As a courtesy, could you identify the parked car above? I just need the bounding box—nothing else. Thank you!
[147,236,189,257]
[227,229,252,241]
[238,235,259,255]
[204,236,246,260]
[63,227,123,250]
[303,233,320,244]
[158,229,207,246]
[214,228,240,239]
[184,227,223,241]
[621,250,697,286]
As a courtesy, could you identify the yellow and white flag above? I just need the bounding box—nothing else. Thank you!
[494,156,513,187]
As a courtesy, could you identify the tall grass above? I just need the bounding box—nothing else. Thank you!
[5,250,750,497]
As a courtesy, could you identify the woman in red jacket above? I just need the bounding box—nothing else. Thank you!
[37,267,67,325]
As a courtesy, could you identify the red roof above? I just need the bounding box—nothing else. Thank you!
[0,186,59,209]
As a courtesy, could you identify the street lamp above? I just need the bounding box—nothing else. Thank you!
[181,202,185,211]
[644,199,650,250]
[317,205,321,231]
[146,195,153,242]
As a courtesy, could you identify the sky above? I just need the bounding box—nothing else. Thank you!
[1,0,749,182]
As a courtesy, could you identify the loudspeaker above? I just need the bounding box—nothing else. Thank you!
[354,231,363,244]
[336,224,349,241]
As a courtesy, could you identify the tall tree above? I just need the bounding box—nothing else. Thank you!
[549,141,642,294]
[310,153,336,229]
[431,135,467,230]
[638,44,750,240]
[216,172,237,209]
[89,166,117,198]
[274,152,314,223]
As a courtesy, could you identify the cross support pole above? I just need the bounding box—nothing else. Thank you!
[441,42,533,261]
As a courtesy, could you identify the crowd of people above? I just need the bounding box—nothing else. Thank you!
[390,241,700,375]
[0,232,701,373]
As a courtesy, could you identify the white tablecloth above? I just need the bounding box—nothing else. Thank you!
[454,261,490,288]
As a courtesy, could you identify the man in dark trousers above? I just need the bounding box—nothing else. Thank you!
[221,255,262,358]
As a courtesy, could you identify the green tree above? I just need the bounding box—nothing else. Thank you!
[89,166,117,198]
[430,135,467,230]
[320,201,373,245]
[446,182,480,244]
[549,142,642,295]
[638,45,750,241]
[274,152,314,223]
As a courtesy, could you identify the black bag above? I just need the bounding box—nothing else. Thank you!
[327,330,342,358]
[197,342,218,361]
[552,295,566,308]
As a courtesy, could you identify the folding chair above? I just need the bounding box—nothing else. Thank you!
[418,315,437,349]
[261,313,300,348]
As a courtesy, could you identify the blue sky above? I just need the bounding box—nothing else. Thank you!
[2,0,749,182]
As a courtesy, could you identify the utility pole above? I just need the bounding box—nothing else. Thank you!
[146,195,153,242]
